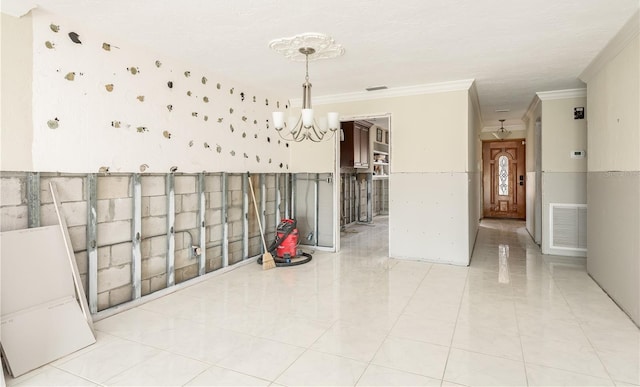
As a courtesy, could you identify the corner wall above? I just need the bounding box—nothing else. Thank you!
[523,98,542,244]
[312,84,476,265]
[580,12,640,325]
[538,92,588,257]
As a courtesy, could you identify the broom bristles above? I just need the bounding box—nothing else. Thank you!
[262,251,276,270]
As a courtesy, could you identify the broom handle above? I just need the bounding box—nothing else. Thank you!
[247,175,269,252]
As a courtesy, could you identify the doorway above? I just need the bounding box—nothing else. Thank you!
[482,140,526,219]
[336,114,391,251]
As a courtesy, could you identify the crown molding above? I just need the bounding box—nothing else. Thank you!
[536,88,587,101]
[290,79,475,107]
[468,80,485,129]
[522,94,541,122]
[580,10,639,83]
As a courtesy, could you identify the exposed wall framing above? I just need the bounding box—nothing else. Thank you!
[0,171,286,314]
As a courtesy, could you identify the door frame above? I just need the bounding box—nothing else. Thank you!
[334,112,392,253]
[481,139,526,219]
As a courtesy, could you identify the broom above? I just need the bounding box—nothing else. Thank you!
[247,174,276,270]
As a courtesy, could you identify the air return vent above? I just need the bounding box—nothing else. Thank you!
[549,203,587,251]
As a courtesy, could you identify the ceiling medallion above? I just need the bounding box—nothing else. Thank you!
[269,33,345,62]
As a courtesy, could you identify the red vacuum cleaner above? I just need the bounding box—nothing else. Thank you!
[257,218,312,267]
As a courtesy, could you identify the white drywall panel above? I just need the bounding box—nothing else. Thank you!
[0,226,74,315]
[1,296,95,377]
[0,224,95,377]
[389,172,470,265]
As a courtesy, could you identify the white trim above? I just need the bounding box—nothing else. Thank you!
[468,81,484,129]
[580,11,640,83]
[537,88,587,101]
[522,95,541,122]
[290,79,475,107]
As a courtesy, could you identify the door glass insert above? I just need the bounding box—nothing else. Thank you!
[498,155,508,195]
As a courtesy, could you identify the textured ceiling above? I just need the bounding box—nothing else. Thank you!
[3,0,638,128]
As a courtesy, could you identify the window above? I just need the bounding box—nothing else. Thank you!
[498,155,509,195]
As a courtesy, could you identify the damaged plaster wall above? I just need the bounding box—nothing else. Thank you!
[28,9,290,174]
[1,10,286,312]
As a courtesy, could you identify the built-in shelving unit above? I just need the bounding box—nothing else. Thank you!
[372,131,389,178]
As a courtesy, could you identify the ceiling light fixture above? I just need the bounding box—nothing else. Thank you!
[493,119,511,140]
[269,33,344,142]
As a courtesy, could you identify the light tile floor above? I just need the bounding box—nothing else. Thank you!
[4,217,640,386]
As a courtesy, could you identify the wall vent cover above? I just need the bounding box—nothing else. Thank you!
[549,203,587,251]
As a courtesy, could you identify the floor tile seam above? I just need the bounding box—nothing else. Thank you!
[91,327,171,349]
[10,365,98,387]
[360,362,445,384]
[546,270,619,385]
[105,348,212,386]
[180,363,272,386]
[522,359,618,382]
[69,346,167,386]
[439,267,470,382]
[352,262,436,387]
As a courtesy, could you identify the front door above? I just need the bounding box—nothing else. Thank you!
[482,140,525,219]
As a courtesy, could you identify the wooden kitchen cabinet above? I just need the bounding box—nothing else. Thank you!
[340,121,370,168]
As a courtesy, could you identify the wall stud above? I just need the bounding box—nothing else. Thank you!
[221,173,229,267]
[131,173,142,299]
[197,173,206,276]
[166,173,176,287]
[242,173,249,260]
[86,173,98,314]
[27,172,41,228]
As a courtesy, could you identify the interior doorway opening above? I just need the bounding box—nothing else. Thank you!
[337,114,391,251]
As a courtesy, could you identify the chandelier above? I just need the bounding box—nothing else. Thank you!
[269,33,344,142]
[493,119,511,140]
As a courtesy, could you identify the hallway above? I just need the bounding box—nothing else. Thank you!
[5,218,639,386]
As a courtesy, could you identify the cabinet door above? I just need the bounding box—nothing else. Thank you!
[359,127,369,168]
[353,126,362,166]
[340,123,355,168]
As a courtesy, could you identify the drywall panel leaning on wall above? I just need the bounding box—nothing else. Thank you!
[0,226,96,377]
[0,183,96,377]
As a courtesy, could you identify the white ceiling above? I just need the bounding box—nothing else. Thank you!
[3,0,638,128]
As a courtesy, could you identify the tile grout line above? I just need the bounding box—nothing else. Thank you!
[547,272,619,385]
[438,266,470,387]
[353,262,435,386]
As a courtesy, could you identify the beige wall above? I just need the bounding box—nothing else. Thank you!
[541,96,588,173]
[581,13,640,325]
[304,90,470,173]
[308,87,475,265]
[468,92,482,255]
[587,32,640,171]
[1,12,34,171]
